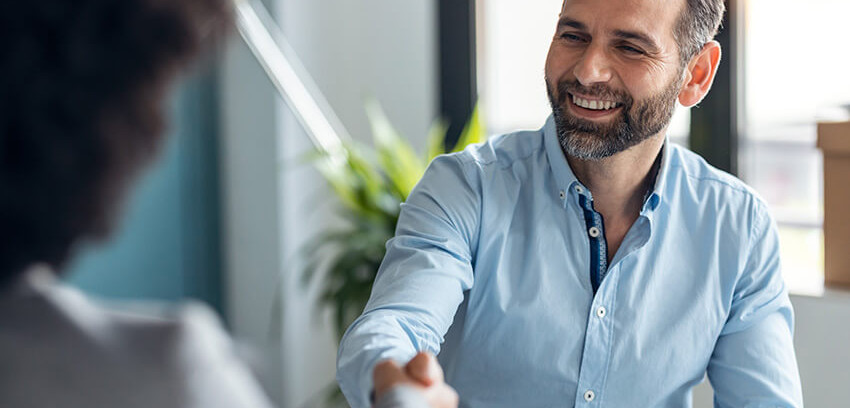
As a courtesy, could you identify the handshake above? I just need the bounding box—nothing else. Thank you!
[373,352,459,408]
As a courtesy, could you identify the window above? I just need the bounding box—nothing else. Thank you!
[738,0,850,295]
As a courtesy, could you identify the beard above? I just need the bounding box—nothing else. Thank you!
[546,71,682,160]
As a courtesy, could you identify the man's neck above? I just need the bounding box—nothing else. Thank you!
[566,134,665,215]
[567,132,664,262]
[566,133,664,261]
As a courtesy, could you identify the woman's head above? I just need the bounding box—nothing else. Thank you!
[0,0,232,285]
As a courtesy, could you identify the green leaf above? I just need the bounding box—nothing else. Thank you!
[451,103,487,153]
[315,143,390,222]
[425,119,449,163]
[313,149,365,215]
[365,99,426,199]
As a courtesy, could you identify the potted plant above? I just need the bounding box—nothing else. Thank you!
[302,101,486,341]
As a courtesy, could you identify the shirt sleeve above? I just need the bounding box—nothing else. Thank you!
[336,154,480,408]
[707,206,803,407]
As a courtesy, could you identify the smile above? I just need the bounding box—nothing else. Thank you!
[571,94,622,111]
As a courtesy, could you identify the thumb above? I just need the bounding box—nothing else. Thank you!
[405,352,444,386]
[373,359,407,397]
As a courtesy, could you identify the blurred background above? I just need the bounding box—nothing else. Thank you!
[64,0,850,406]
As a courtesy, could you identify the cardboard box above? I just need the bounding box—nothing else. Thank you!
[817,121,850,287]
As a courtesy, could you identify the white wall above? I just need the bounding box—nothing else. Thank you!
[693,291,850,407]
[220,1,436,407]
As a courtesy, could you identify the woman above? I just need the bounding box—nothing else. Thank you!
[0,0,449,407]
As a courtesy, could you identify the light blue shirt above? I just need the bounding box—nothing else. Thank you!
[337,116,803,408]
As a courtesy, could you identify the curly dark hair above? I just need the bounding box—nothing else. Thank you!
[0,0,232,286]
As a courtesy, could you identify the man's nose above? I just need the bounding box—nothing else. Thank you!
[573,44,613,86]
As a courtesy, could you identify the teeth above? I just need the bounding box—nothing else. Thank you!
[572,94,618,111]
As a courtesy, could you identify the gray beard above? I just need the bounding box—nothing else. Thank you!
[546,74,681,160]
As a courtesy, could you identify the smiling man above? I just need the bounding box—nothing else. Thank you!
[337,0,803,406]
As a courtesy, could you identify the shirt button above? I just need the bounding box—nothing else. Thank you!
[596,306,607,318]
[574,185,584,194]
[584,390,595,402]
[559,190,566,199]
[588,226,601,238]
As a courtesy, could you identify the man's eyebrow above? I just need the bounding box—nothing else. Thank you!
[612,29,661,52]
[557,17,587,31]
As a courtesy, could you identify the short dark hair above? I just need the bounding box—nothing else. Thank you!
[674,0,726,64]
[0,0,232,285]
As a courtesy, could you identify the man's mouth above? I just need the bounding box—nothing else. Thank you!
[565,92,624,119]
[570,93,623,111]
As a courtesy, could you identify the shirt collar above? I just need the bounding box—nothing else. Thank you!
[543,114,669,213]
[543,115,581,197]
[1,263,57,298]
[642,139,669,213]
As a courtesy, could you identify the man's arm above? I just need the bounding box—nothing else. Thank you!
[707,207,803,407]
[336,154,480,408]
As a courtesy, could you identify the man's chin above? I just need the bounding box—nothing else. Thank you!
[560,133,620,160]
[560,118,625,142]
[553,112,629,159]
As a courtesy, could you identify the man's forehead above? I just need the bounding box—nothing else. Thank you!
[559,0,684,44]
[559,0,684,28]
[560,0,681,13]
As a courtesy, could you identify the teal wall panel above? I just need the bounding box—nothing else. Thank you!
[65,68,224,315]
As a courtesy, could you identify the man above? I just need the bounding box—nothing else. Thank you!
[0,1,446,407]
[337,0,803,406]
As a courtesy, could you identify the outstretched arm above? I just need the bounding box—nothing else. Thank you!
[336,154,480,408]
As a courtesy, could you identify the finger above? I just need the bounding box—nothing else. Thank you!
[373,360,407,398]
[405,352,444,386]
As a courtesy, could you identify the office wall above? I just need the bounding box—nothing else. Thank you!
[220,1,436,406]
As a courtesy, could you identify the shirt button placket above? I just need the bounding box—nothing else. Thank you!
[576,284,614,405]
[574,183,608,406]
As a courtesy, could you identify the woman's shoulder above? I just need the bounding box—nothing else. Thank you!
[0,267,274,408]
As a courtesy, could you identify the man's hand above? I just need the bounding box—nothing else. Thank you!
[373,352,458,408]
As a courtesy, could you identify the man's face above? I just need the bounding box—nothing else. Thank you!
[545,0,687,160]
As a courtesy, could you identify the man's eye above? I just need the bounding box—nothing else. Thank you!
[560,33,585,42]
[619,45,644,55]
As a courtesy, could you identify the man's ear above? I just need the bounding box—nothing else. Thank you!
[678,40,721,107]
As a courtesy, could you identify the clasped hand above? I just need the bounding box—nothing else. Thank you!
[373,352,459,408]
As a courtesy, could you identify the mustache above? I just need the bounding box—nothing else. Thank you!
[554,79,632,107]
